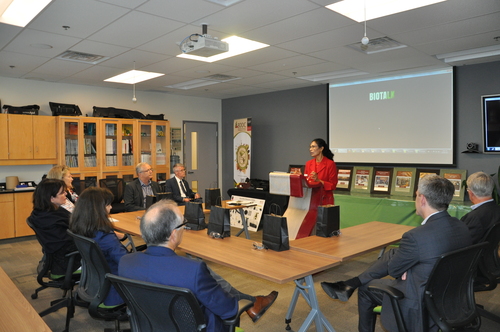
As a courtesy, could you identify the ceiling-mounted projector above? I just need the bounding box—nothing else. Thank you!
[180,24,229,57]
[183,35,229,57]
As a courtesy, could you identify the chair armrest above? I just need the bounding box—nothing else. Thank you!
[367,280,407,332]
[367,280,405,300]
[223,299,253,328]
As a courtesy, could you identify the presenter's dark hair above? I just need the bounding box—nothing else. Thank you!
[33,179,67,211]
[70,187,114,238]
[313,138,334,160]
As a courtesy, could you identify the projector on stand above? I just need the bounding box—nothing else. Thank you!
[183,35,229,57]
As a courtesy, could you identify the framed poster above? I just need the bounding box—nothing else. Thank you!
[288,164,305,175]
[415,169,440,196]
[440,169,467,201]
[371,168,393,194]
[336,166,353,191]
[350,166,373,193]
[391,167,416,197]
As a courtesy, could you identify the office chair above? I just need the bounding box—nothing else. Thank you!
[368,242,486,332]
[106,273,253,332]
[474,222,500,324]
[27,217,80,332]
[99,178,126,214]
[67,230,129,332]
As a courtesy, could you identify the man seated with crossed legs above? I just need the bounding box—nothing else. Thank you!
[321,175,472,332]
[119,199,277,332]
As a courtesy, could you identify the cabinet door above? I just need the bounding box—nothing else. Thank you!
[120,120,135,170]
[8,114,33,159]
[81,119,99,171]
[14,192,35,237]
[102,120,119,170]
[0,114,8,160]
[60,118,80,169]
[33,116,57,159]
[139,121,153,166]
[0,194,15,239]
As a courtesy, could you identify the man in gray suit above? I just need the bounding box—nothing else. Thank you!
[461,171,500,243]
[124,162,161,211]
[321,174,472,332]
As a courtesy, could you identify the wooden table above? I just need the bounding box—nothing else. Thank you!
[112,211,341,332]
[290,221,414,261]
[0,266,51,332]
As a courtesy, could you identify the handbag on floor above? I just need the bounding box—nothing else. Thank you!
[207,205,231,238]
[184,201,206,230]
[262,204,289,251]
[316,205,340,237]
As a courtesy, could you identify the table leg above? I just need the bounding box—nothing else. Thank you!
[235,208,250,239]
[285,275,335,332]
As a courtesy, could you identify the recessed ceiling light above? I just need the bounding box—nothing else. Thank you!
[105,70,164,84]
[166,74,240,89]
[298,69,367,82]
[326,0,447,22]
[177,36,269,63]
[0,0,53,27]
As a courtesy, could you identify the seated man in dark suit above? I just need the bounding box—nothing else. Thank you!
[123,162,161,211]
[461,171,500,243]
[164,163,201,205]
[321,175,472,332]
[119,200,278,332]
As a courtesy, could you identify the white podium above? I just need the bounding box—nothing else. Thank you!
[269,172,312,240]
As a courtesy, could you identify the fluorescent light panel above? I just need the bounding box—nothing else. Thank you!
[177,36,269,63]
[0,0,52,27]
[326,0,447,22]
[105,70,164,84]
[298,69,367,82]
[166,79,220,90]
[436,45,500,63]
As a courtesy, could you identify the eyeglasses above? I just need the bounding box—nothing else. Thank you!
[174,219,189,230]
[141,168,154,173]
[252,242,267,250]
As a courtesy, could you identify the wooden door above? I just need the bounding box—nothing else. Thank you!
[33,116,57,159]
[0,114,8,160]
[0,194,15,239]
[14,192,35,237]
[8,114,33,159]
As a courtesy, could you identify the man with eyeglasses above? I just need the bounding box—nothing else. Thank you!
[165,163,201,206]
[119,200,278,331]
[124,162,162,211]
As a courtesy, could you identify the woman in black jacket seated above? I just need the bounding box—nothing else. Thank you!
[29,179,80,276]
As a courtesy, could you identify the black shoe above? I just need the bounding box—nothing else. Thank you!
[321,281,355,302]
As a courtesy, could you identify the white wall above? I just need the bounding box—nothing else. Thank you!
[0,76,221,184]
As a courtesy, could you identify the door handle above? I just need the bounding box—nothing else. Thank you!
[188,171,194,174]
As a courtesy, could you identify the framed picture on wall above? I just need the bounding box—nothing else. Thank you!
[390,167,417,197]
[440,169,467,201]
[415,169,440,196]
[350,166,373,193]
[288,164,305,175]
[371,168,393,194]
[336,166,353,191]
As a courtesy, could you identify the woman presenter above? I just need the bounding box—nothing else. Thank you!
[295,138,338,239]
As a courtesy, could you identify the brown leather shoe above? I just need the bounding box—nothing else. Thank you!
[246,291,278,323]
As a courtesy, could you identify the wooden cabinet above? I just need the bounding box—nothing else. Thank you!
[14,192,34,237]
[0,194,15,239]
[0,114,57,165]
[58,116,169,180]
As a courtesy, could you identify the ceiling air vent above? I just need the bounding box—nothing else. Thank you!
[347,37,407,55]
[204,74,240,82]
[56,51,110,64]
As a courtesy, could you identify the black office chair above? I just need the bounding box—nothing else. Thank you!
[106,273,253,332]
[368,242,487,332]
[99,178,126,214]
[474,222,500,324]
[67,230,129,332]
[27,217,80,332]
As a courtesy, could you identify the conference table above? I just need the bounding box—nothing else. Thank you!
[0,266,51,332]
[112,210,413,332]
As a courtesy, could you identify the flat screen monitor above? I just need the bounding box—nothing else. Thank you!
[482,94,500,153]
[329,68,454,165]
